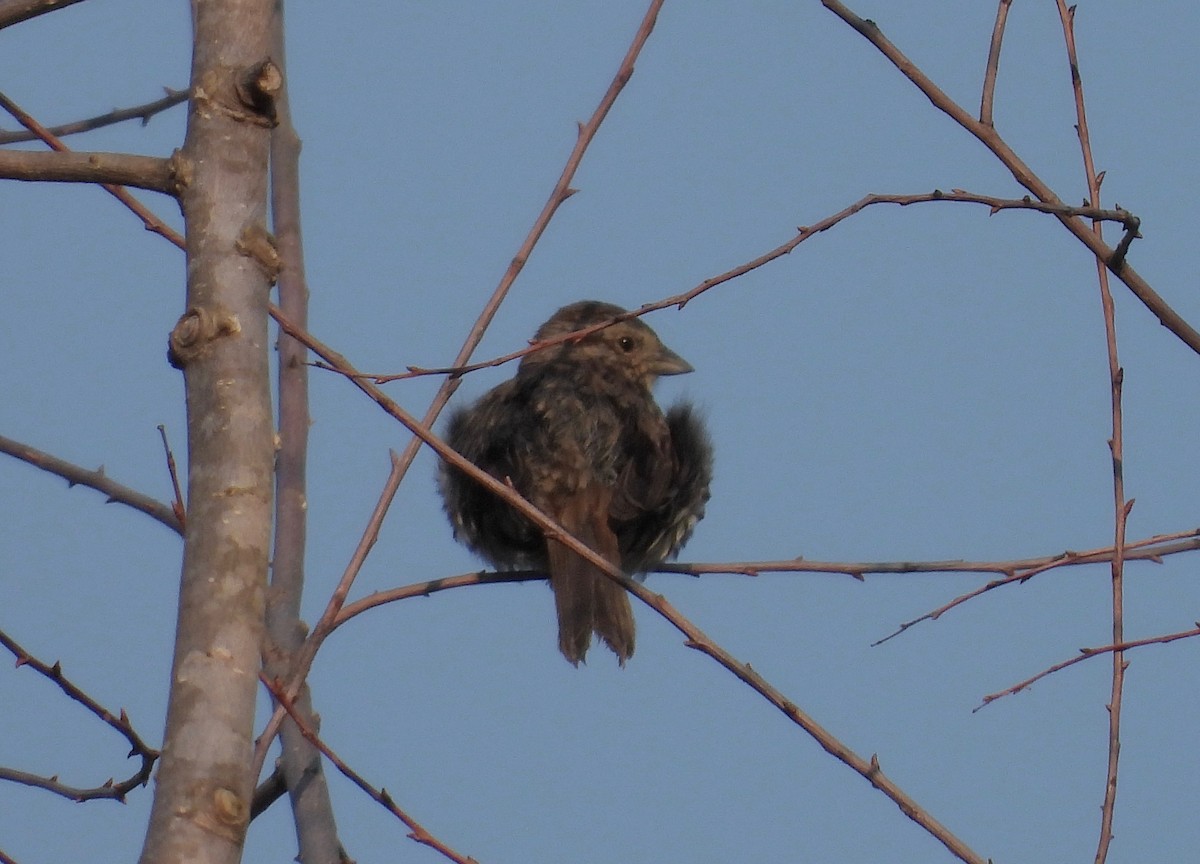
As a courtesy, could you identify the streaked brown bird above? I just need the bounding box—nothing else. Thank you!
[438,300,713,665]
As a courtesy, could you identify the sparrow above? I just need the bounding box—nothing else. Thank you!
[438,300,712,665]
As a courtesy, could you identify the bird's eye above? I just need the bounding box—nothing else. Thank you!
[617,336,636,352]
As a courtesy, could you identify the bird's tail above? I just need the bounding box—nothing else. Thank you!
[548,492,635,665]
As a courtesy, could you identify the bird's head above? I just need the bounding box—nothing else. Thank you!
[522,300,693,388]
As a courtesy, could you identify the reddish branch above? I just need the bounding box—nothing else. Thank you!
[356,190,1138,384]
[977,625,1200,711]
[155,426,187,527]
[1050,4,1129,861]
[0,628,158,802]
[819,0,1200,356]
[873,528,1199,644]
[0,0,86,29]
[979,0,1012,126]
[262,676,480,864]
[0,433,183,534]
[329,527,1200,632]
[0,88,187,145]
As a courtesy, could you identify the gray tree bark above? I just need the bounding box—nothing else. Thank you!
[138,2,277,862]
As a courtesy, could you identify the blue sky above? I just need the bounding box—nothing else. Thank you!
[3,2,1199,862]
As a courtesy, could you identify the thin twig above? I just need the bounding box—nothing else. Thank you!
[0,628,159,802]
[327,526,1198,632]
[0,433,182,534]
[262,676,480,864]
[156,425,186,527]
[0,0,87,29]
[979,0,1012,126]
[0,87,187,144]
[369,190,1139,383]
[870,528,1198,645]
[976,625,1200,711]
[1052,5,1128,861]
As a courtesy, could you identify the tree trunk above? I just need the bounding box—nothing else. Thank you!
[139,2,277,863]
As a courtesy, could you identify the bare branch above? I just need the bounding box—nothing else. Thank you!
[0,88,188,144]
[262,677,480,864]
[258,4,345,857]
[818,1,1200,356]
[249,765,287,821]
[0,148,177,192]
[873,528,1198,644]
[325,528,1200,634]
[0,433,183,534]
[977,626,1200,711]
[155,426,187,528]
[979,0,1012,126]
[0,0,85,30]
[1050,3,1129,860]
[0,627,158,802]
[366,190,1138,383]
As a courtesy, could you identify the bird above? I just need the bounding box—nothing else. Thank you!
[438,300,712,665]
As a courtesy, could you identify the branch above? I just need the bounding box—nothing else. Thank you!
[976,625,1200,711]
[0,0,85,29]
[325,527,1200,637]
[0,149,177,193]
[0,91,185,247]
[0,627,158,802]
[818,1,1200,356]
[372,190,1138,383]
[0,88,188,144]
[260,5,346,858]
[979,0,1012,126]
[155,426,187,527]
[872,528,1197,645]
[249,764,287,820]
[262,677,480,864]
[0,433,183,533]
[1051,4,1129,860]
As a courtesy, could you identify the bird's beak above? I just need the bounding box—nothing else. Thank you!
[650,345,694,377]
